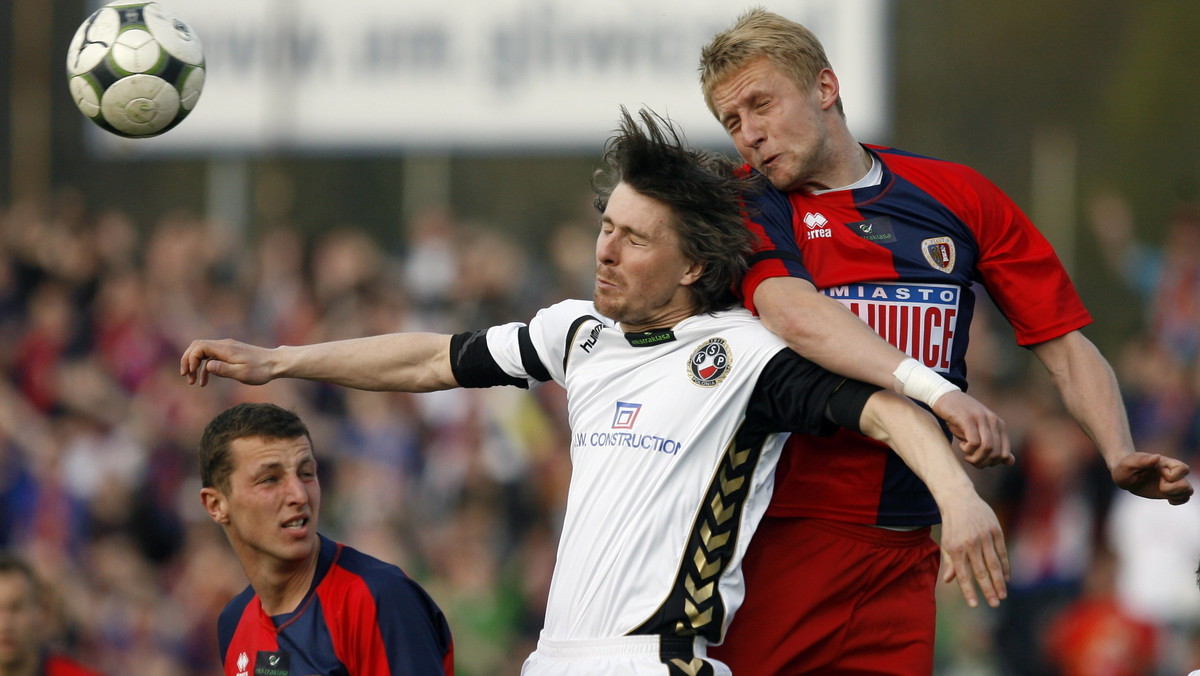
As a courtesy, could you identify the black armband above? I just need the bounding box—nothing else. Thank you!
[824,380,883,435]
[449,330,529,389]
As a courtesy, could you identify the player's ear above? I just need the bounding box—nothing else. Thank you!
[200,486,230,525]
[816,68,840,111]
[680,260,704,287]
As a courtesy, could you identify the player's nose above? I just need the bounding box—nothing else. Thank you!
[738,118,766,150]
[596,232,618,265]
[283,473,309,504]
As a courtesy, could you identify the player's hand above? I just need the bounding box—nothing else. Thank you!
[1111,452,1193,505]
[932,390,1013,468]
[180,338,276,387]
[939,492,1009,609]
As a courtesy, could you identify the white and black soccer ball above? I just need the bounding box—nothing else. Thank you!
[66,1,205,138]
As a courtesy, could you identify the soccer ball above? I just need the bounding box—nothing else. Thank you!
[66,1,205,138]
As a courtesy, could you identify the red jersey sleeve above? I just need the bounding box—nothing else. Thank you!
[950,166,1091,345]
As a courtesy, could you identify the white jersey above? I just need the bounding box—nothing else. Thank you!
[456,299,873,646]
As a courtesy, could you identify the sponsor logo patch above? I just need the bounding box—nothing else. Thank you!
[254,651,289,676]
[848,216,897,244]
[625,328,675,347]
[824,282,960,371]
[611,401,642,429]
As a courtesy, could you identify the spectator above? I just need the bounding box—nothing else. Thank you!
[0,551,105,676]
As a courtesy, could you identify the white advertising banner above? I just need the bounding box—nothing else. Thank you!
[90,0,890,155]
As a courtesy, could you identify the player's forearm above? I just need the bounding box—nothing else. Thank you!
[1031,331,1135,471]
[755,278,957,406]
[860,391,977,506]
[274,333,457,392]
[756,277,907,390]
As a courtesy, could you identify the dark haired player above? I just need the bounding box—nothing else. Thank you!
[197,402,454,676]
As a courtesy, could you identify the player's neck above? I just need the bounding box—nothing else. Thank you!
[822,139,872,191]
[244,549,320,616]
[616,300,699,335]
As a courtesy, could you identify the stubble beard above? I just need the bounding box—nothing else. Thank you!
[593,288,627,324]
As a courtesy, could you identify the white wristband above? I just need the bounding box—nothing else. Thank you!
[892,357,960,407]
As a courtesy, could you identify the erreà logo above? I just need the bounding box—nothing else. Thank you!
[688,337,731,387]
[803,212,833,240]
[803,212,828,229]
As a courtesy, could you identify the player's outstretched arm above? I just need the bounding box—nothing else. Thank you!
[1031,330,1193,505]
[1110,452,1193,505]
[180,334,458,393]
[754,276,1011,466]
[857,390,1010,608]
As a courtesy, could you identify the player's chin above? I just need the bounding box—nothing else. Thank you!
[276,533,319,561]
[759,162,801,192]
[593,294,623,320]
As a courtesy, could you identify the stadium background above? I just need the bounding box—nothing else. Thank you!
[1,1,1199,674]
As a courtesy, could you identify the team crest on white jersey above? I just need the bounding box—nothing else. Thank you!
[921,236,956,273]
[688,338,731,387]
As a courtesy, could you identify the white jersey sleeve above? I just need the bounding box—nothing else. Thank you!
[482,299,612,388]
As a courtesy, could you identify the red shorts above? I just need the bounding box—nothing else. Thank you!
[710,516,940,676]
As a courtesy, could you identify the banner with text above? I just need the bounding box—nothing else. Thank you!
[92,0,890,155]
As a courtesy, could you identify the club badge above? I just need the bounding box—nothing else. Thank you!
[688,338,731,387]
[921,236,956,273]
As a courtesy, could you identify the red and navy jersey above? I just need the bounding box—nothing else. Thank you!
[217,535,454,676]
[741,145,1092,526]
[39,654,105,676]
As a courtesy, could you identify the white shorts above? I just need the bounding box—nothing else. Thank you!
[521,634,730,676]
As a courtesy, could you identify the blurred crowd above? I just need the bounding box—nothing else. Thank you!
[0,186,1197,676]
